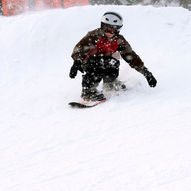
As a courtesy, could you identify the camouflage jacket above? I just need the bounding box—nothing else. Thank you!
[71,28,144,72]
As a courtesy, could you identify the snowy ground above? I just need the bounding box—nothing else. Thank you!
[0,5,191,191]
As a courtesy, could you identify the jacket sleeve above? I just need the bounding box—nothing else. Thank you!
[71,32,94,62]
[118,35,145,72]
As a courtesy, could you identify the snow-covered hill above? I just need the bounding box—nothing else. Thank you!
[0,5,191,191]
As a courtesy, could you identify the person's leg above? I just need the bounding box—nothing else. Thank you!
[102,57,126,91]
[103,57,119,82]
[81,56,105,101]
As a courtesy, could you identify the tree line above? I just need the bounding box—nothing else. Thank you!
[0,0,190,16]
[90,0,191,10]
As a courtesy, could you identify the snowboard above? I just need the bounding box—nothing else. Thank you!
[69,98,106,108]
[69,81,127,109]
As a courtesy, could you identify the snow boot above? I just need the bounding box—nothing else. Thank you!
[81,88,106,101]
[103,79,126,91]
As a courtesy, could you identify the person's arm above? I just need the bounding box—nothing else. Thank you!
[118,35,157,87]
[71,30,97,62]
[70,31,95,79]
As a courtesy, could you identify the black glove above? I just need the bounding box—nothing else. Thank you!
[69,60,83,79]
[142,67,157,87]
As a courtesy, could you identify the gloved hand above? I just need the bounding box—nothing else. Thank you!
[69,60,83,79]
[142,67,157,87]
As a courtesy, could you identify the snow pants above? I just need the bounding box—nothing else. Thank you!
[82,55,120,89]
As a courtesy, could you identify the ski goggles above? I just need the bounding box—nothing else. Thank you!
[103,27,117,34]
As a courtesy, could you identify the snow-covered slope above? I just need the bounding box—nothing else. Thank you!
[0,5,191,191]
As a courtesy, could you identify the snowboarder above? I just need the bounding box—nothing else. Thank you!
[69,11,157,101]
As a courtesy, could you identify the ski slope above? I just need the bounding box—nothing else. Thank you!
[0,5,191,191]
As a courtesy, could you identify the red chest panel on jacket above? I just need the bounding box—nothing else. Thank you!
[95,37,119,55]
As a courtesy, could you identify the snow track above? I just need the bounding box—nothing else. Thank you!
[0,5,191,191]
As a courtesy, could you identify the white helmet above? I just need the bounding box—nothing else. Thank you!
[101,12,123,32]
